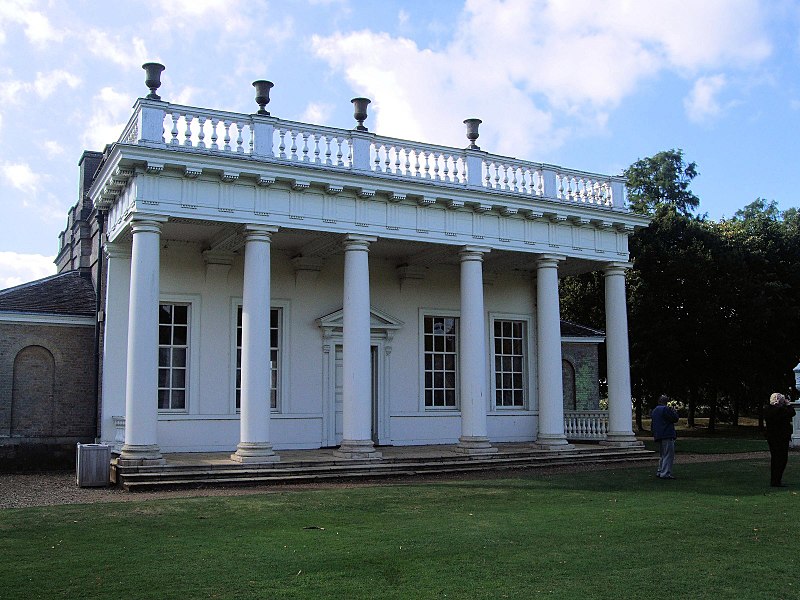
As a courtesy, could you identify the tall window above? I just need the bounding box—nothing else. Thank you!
[236,306,281,410]
[158,303,189,410]
[493,319,526,408]
[424,315,458,408]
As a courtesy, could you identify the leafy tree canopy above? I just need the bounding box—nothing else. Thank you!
[624,149,699,216]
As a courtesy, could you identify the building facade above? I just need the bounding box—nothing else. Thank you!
[88,67,648,465]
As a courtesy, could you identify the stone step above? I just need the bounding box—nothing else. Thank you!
[119,448,656,491]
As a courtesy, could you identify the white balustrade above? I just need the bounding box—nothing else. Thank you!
[116,99,626,210]
[370,138,467,184]
[564,410,609,440]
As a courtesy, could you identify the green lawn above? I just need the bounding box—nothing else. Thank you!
[2,457,798,600]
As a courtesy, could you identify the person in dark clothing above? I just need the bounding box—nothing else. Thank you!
[764,392,796,488]
[651,394,679,479]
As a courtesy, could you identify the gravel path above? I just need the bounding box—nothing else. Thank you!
[0,452,772,510]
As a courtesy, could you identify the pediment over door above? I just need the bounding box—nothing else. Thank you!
[316,307,404,345]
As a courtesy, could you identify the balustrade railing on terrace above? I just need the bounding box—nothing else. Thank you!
[119,99,627,210]
[563,410,609,441]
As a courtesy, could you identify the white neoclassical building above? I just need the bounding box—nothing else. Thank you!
[91,65,648,465]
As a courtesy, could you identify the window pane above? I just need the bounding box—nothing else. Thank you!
[172,348,186,367]
[159,326,171,345]
[173,305,188,324]
[171,390,186,409]
[158,369,169,388]
[159,305,172,324]
[158,390,170,409]
[158,348,170,366]
[172,369,185,389]
[173,326,188,346]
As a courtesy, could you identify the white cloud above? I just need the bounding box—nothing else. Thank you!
[84,29,150,69]
[33,70,81,99]
[42,140,64,157]
[0,251,56,289]
[0,0,63,46]
[0,70,81,104]
[684,75,728,123]
[1,162,39,194]
[82,87,133,150]
[300,102,334,125]
[311,0,772,158]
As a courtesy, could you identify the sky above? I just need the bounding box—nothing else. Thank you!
[1,0,800,288]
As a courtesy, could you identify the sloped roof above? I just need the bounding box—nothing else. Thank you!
[560,319,605,339]
[0,271,96,316]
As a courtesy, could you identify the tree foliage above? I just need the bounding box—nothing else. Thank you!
[560,151,800,430]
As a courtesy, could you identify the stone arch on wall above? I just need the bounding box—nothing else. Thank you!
[562,359,576,411]
[11,345,56,437]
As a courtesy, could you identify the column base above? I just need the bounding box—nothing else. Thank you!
[230,442,280,464]
[600,433,643,448]
[532,435,574,451]
[334,439,382,459]
[454,436,498,455]
[117,444,165,466]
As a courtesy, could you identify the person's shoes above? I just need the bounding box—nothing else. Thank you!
[661,475,676,480]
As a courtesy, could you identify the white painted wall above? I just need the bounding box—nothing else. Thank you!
[108,244,544,452]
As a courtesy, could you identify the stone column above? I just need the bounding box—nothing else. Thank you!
[455,246,497,455]
[335,234,381,459]
[119,215,167,465]
[534,254,572,449]
[602,262,641,446]
[100,242,131,446]
[232,225,280,463]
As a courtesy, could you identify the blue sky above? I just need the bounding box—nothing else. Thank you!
[1,0,799,287]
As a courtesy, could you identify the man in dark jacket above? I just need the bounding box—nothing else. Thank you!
[652,394,679,479]
[764,392,796,487]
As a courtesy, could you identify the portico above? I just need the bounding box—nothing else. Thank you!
[92,64,648,463]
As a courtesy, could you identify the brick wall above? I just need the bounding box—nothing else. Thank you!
[561,342,601,411]
[0,321,96,445]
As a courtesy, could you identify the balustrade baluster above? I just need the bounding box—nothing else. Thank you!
[290,131,298,160]
[325,137,333,165]
[443,154,451,182]
[210,118,219,150]
[197,116,206,148]
[236,121,245,153]
[313,134,321,164]
[414,151,421,177]
[170,112,180,145]
[385,146,393,174]
[394,147,402,174]
[222,120,232,152]
[278,129,287,159]
[432,152,440,181]
[336,137,343,166]
[182,114,193,147]
[403,149,410,176]
[301,132,310,162]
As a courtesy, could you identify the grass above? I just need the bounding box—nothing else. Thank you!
[1,457,799,599]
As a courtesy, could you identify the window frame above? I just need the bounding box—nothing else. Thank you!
[419,309,461,411]
[157,296,200,414]
[231,298,289,414]
[489,313,533,412]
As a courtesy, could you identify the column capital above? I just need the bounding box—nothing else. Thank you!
[604,261,632,276]
[535,253,566,269]
[343,234,377,251]
[129,213,168,234]
[459,245,491,261]
[243,224,279,243]
[104,241,131,260]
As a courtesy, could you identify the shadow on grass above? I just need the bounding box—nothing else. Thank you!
[438,456,798,499]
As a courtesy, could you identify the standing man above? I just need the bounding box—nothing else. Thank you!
[764,392,796,488]
[652,394,679,480]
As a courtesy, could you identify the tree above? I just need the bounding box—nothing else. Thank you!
[624,149,699,216]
